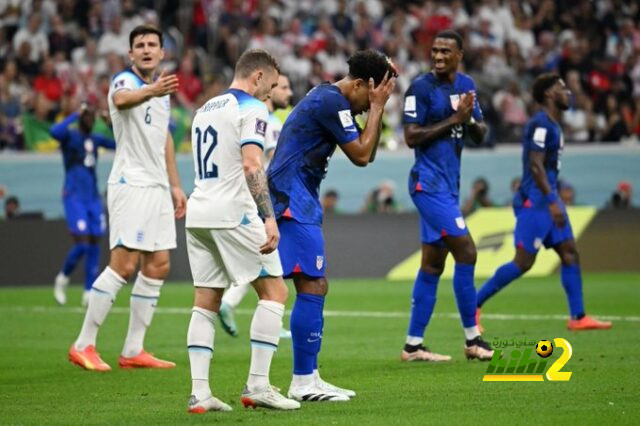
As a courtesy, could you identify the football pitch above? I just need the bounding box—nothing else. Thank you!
[1,273,638,425]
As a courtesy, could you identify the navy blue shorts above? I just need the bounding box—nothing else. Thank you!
[63,196,105,236]
[513,202,574,253]
[412,191,469,246]
[277,218,325,278]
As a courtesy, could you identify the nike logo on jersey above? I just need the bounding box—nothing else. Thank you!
[405,111,417,118]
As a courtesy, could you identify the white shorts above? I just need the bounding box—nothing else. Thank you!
[186,216,283,289]
[107,183,176,252]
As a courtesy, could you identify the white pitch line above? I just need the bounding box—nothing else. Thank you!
[1,305,639,322]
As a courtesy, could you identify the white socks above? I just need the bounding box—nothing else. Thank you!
[188,307,215,400]
[464,326,481,341]
[122,272,163,357]
[221,283,251,309]
[247,300,284,391]
[405,336,423,346]
[75,267,125,350]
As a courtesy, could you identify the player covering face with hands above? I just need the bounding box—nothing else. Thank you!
[268,50,396,402]
[68,25,187,372]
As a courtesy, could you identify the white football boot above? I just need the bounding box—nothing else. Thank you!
[188,394,232,413]
[241,385,300,410]
[54,272,69,305]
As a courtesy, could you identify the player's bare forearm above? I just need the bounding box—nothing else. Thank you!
[245,167,275,218]
[467,121,487,145]
[529,151,553,196]
[112,87,155,110]
[404,116,459,148]
[341,105,384,166]
[165,133,181,188]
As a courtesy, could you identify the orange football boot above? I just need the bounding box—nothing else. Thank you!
[68,345,112,371]
[568,315,612,330]
[118,350,176,369]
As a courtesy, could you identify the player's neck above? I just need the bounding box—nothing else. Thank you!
[542,104,560,123]
[266,99,274,113]
[131,65,154,84]
[229,79,257,97]
[432,70,456,84]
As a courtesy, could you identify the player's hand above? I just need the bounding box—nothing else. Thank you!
[454,92,474,124]
[149,69,179,97]
[549,201,566,228]
[171,186,187,219]
[260,217,280,254]
[368,71,396,110]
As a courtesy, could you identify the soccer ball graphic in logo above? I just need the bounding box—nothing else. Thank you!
[536,340,553,358]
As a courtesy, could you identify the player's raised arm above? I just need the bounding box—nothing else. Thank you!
[165,132,186,219]
[112,69,178,110]
[340,73,395,166]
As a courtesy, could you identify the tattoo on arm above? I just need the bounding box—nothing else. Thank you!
[246,168,275,218]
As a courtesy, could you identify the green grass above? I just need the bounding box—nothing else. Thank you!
[1,273,638,424]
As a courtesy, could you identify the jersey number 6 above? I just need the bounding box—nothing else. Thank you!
[195,125,219,179]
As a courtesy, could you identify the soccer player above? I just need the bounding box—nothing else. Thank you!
[68,25,187,371]
[217,73,293,338]
[268,49,396,401]
[476,73,612,331]
[400,30,493,362]
[51,103,115,307]
[185,49,299,412]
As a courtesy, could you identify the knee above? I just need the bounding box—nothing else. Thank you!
[111,260,137,281]
[421,263,444,277]
[560,249,579,266]
[142,259,170,280]
[515,256,534,273]
[457,244,477,265]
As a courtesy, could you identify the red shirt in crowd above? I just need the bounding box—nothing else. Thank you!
[176,72,202,103]
[34,75,64,102]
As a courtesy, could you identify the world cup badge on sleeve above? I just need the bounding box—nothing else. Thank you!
[316,256,324,270]
[450,94,460,111]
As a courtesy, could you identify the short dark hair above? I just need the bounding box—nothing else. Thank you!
[532,72,561,104]
[347,49,398,86]
[129,25,163,49]
[434,30,463,50]
[235,49,281,78]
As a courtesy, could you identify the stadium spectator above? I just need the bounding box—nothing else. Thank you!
[174,51,203,112]
[558,180,575,206]
[4,195,19,219]
[0,0,639,151]
[362,180,399,214]
[461,177,494,216]
[12,13,49,63]
[608,181,633,209]
[321,189,340,214]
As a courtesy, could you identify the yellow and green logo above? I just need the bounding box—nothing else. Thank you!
[483,338,573,382]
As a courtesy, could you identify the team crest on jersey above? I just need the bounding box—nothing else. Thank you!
[316,256,324,270]
[450,94,460,111]
[534,238,543,249]
[255,118,267,136]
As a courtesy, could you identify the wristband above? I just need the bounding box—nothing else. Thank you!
[546,192,558,204]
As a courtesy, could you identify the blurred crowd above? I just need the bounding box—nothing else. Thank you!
[1,0,640,152]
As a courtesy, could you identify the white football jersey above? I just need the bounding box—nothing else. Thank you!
[186,89,269,229]
[107,68,171,187]
[264,112,282,156]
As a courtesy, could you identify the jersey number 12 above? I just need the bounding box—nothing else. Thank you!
[195,125,218,179]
